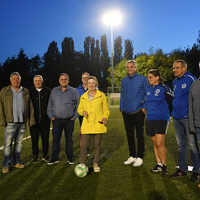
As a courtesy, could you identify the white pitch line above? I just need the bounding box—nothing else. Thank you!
[0,128,53,151]
[0,136,31,151]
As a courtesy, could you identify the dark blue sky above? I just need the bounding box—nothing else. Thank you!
[1,0,200,63]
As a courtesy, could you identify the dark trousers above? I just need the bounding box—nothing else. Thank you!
[51,119,75,162]
[122,111,145,158]
[30,119,50,159]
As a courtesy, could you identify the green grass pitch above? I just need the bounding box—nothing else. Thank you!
[0,106,200,200]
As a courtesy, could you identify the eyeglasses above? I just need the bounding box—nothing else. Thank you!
[60,79,68,81]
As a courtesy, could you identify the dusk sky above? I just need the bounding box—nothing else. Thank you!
[1,0,200,63]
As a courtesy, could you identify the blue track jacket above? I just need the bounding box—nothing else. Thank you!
[120,73,147,113]
[145,84,170,120]
[77,84,87,97]
[172,72,196,119]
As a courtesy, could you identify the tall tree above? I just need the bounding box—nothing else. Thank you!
[43,41,61,87]
[61,37,75,75]
[124,39,134,60]
[16,49,31,86]
[30,55,42,75]
[114,36,122,65]
[61,37,74,59]
[84,36,92,62]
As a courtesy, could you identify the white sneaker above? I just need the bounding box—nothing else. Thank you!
[124,157,137,165]
[133,158,143,167]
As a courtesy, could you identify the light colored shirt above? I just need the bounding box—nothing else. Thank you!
[11,86,24,123]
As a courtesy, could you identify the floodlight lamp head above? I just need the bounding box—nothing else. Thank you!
[102,10,122,26]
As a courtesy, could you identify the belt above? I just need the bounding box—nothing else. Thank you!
[124,110,141,115]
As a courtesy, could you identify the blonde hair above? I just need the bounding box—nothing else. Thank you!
[87,76,99,87]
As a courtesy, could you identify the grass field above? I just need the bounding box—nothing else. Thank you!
[0,106,200,200]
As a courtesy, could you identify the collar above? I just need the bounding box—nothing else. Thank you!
[128,72,137,79]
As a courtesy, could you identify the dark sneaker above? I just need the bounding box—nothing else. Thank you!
[161,165,168,175]
[32,156,38,163]
[151,164,162,173]
[191,172,199,182]
[47,160,60,165]
[170,169,187,178]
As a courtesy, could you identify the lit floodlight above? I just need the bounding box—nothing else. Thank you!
[102,10,122,26]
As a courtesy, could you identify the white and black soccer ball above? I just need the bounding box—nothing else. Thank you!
[74,163,89,178]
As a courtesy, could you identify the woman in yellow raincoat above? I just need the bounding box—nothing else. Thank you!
[77,76,110,172]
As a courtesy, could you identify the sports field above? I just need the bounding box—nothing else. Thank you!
[0,106,200,200]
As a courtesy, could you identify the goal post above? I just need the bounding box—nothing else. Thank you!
[106,86,121,105]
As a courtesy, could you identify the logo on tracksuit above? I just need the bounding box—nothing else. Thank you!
[181,83,187,89]
[154,89,160,96]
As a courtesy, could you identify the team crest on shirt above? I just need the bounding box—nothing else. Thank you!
[174,85,176,90]
[147,92,151,96]
[182,83,187,88]
[154,89,160,96]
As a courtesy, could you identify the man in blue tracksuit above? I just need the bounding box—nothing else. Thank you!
[77,72,89,125]
[170,60,198,180]
[120,60,148,167]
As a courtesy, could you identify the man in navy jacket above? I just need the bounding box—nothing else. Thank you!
[170,60,198,181]
[120,60,148,167]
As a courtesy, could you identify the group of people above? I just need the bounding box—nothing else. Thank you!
[121,59,200,183]
[0,71,109,174]
[0,59,199,184]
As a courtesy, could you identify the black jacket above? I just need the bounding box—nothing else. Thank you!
[30,87,51,123]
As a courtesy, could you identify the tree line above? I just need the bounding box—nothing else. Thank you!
[107,31,200,89]
[0,35,133,91]
[1,31,200,91]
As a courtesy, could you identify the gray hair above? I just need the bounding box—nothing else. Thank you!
[10,72,21,80]
[33,75,43,81]
[173,59,187,68]
[126,60,137,68]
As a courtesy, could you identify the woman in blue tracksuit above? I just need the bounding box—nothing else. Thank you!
[144,69,173,175]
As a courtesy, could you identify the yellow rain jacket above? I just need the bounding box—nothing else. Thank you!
[77,90,110,134]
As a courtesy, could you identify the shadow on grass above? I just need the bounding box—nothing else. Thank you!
[147,191,166,200]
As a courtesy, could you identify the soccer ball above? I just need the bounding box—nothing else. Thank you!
[74,163,88,178]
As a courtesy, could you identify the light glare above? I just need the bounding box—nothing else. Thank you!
[102,10,122,26]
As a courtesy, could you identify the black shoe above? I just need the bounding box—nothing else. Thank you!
[161,165,168,175]
[170,169,187,178]
[191,172,199,182]
[151,164,162,173]
[32,156,38,163]
[47,160,60,166]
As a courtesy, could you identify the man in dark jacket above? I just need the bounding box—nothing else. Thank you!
[189,75,200,182]
[30,75,51,162]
